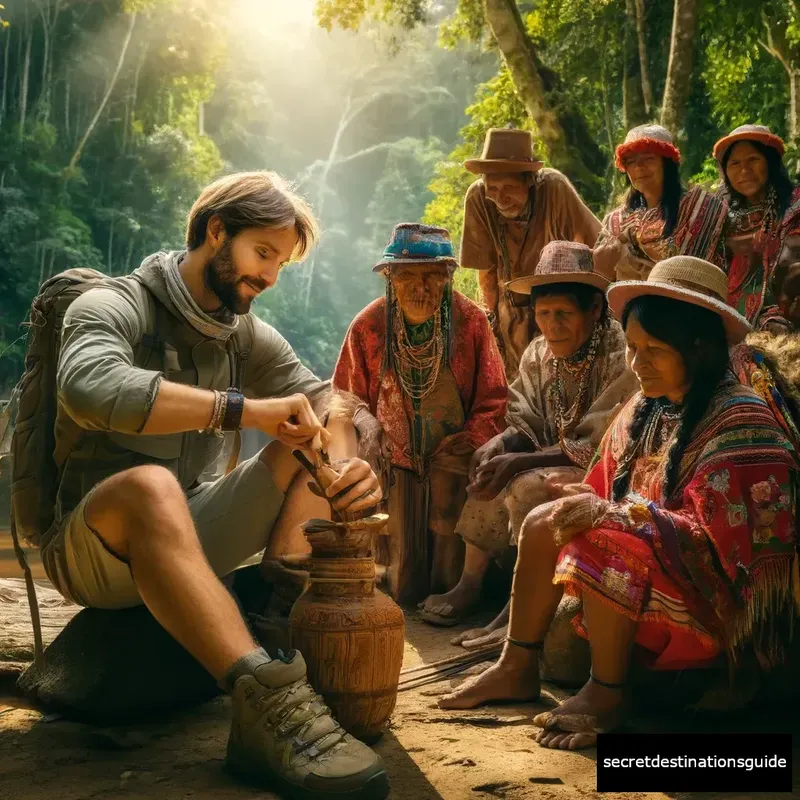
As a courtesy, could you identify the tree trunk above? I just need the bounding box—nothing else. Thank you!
[790,69,800,142]
[760,15,800,142]
[68,12,137,171]
[634,0,654,114]
[19,20,32,140]
[64,75,70,140]
[0,29,10,127]
[107,218,115,274]
[623,0,647,130]
[482,0,605,203]
[660,0,699,134]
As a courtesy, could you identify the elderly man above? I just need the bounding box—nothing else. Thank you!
[333,223,507,604]
[420,242,637,638]
[461,128,601,380]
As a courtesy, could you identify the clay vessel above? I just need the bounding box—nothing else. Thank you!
[288,514,405,742]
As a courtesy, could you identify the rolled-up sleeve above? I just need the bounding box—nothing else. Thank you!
[245,316,330,402]
[57,287,163,433]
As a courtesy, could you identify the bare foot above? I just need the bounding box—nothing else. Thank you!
[451,600,510,648]
[532,679,627,750]
[461,625,508,650]
[438,655,539,710]
[419,579,481,622]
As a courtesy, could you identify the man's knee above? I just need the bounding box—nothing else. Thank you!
[91,465,183,526]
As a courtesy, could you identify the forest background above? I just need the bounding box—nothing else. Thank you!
[1,0,798,391]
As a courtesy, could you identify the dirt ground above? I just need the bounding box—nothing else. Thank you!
[1,537,799,800]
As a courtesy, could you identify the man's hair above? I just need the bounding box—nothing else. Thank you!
[185,171,320,261]
[531,281,608,316]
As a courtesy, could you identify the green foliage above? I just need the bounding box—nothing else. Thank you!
[0,0,224,389]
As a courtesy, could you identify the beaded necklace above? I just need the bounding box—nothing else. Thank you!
[552,323,601,441]
[392,299,446,404]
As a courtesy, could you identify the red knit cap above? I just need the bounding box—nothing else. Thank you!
[615,124,681,172]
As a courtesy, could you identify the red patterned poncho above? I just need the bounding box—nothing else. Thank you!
[332,291,507,471]
[555,378,798,671]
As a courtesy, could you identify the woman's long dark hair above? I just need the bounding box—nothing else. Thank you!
[720,140,794,217]
[612,295,729,503]
[625,158,684,239]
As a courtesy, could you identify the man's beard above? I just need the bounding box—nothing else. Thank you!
[205,240,264,315]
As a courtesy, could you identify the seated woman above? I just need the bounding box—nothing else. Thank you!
[439,257,798,752]
[333,223,507,605]
[594,125,726,281]
[714,124,800,332]
[419,242,636,636]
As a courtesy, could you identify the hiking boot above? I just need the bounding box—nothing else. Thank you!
[226,650,390,800]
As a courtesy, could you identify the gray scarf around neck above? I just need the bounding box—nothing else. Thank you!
[160,250,239,341]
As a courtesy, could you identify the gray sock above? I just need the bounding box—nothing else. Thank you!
[219,647,271,694]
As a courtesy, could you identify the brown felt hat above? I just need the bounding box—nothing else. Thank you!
[464,128,544,174]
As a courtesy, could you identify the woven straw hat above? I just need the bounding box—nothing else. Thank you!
[506,241,609,294]
[464,128,544,174]
[615,124,681,172]
[713,124,785,162]
[607,256,752,343]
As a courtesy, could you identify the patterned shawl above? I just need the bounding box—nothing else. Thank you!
[599,185,727,279]
[332,291,507,471]
[585,377,798,665]
[724,186,800,329]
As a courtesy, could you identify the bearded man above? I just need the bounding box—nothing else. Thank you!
[461,128,601,380]
[44,172,389,799]
[333,224,507,604]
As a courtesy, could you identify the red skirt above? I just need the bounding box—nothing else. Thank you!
[554,527,722,670]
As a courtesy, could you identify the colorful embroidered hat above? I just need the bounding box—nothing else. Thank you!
[614,124,681,172]
[506,241,609,294]
[464,128,544,174]
[607,256,752,343]
[372,223,459,273]
[713,124,786,162]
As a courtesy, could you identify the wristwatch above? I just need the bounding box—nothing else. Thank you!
[221,389,245,430]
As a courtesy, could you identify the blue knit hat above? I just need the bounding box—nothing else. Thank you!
[373,223,459,274]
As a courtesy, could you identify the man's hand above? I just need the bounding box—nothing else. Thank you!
[325,458,383,514]
[592,238,625,280]
[243,394,332,450]
[468,452,529,501]
[469,433,506,483]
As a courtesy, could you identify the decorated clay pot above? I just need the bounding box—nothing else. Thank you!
[288,514,405,742]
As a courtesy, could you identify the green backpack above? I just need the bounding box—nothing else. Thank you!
[5,269,118,549]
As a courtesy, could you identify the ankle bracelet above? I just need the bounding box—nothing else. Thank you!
[505,637,544,650]
[590,672,626,690]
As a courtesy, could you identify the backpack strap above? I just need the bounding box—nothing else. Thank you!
[224,316,253,474]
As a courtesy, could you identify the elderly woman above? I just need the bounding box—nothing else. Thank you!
[419,242,636,635]
[333,223,507,603]
[714,124,800,332]
[439,257,798,751]
[594,125,726,281]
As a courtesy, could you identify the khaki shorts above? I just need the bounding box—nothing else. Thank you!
[41,454,284,610]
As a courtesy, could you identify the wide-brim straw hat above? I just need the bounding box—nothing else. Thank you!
[614,124,681,172]
[506,241,609,294]
[372,222,458,273]
[713,124,786,162]
[607,256,752,344]
[464,128,544,174]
